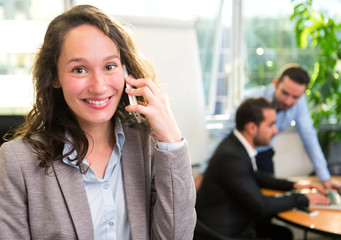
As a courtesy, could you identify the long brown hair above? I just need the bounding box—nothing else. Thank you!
[6,5,156,173]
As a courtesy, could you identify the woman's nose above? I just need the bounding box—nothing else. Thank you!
[88,72,107,93]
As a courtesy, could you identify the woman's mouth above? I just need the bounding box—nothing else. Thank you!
[84,97,111,105]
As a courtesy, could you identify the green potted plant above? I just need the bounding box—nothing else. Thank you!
[290,0,341,161]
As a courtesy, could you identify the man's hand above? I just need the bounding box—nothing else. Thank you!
[322,178,341,191]
[304,191,330,206]
[294,180,327,194]
[294,181,331,206]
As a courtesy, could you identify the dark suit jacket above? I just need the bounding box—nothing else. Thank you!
[196,132,308,237]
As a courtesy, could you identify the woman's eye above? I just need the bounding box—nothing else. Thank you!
[105,64,116,71]
[72,67,85,74]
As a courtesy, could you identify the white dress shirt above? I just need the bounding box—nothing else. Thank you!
[233,129,258,171]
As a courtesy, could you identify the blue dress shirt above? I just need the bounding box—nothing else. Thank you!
[246,84,330,181]
[202,84,330,181]
[63,117,186,240]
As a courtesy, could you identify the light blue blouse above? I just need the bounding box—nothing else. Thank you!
[63,117,186,240]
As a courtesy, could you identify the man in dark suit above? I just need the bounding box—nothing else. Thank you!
[195,97,330,240]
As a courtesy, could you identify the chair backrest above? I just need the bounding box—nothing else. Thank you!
[193,219,270,240]
[0,115,25,146]
[194,219,233,240]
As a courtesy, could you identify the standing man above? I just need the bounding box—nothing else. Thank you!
[195,97,330,240]
[195,64,341,190]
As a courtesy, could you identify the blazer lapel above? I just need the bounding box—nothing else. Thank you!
[230,133,250,157]
[52,161,94,240]
[230,133,255,171]
[122,125,148,239]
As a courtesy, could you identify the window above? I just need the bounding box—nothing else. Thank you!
[1,0,340,118]
[244,0,341,90]
[0,0,64,114]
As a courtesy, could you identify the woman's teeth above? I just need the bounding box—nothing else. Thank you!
[85,97,109,105]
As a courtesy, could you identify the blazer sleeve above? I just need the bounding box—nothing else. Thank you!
[257,171,294,191]
[216,146,308,218]
[149,141,196,240]
[0,141,31,240]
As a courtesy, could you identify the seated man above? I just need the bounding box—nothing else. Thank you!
[195,64,341,191]
[195,97,330,240]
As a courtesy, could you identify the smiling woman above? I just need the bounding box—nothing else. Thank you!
[0,5,196,240]
[55,25,125,129]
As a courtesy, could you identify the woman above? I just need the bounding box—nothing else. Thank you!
[0,5,196,240]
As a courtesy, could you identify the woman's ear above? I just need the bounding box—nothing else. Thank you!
[51,79,61,88]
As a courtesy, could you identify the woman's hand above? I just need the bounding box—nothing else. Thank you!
[125,75,182,143]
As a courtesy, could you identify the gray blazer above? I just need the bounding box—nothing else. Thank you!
[0,124,196,240]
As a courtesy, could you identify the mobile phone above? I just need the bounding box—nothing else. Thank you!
[294,207,319,217]
[123,65,142,123]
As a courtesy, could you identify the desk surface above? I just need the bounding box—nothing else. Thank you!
[263,176,341,238]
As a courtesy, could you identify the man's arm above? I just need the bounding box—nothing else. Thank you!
[295,95,329,179]
[294,95,341,189]
[216,149,308,217]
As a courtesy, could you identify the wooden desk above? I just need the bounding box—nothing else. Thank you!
[263,176,341,239]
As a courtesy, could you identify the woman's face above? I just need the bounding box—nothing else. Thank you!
[56,24,125,129]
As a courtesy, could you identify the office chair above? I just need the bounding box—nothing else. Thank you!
[193,219,270,240]
[0,115,25,146]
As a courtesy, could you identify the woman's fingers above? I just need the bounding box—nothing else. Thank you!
[125,76,159,98]
[125,76,182,143]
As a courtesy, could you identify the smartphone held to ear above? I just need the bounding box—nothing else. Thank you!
[123,65,142,123]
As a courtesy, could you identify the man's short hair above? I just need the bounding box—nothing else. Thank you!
[236,97,275,131]
[278,64,310,85]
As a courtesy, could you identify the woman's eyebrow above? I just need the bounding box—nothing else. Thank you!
[104,54,120,61]
[66,54,119,65]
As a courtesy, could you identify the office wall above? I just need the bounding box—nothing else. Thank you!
[273,128,314,178]
[119,15,208,165]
